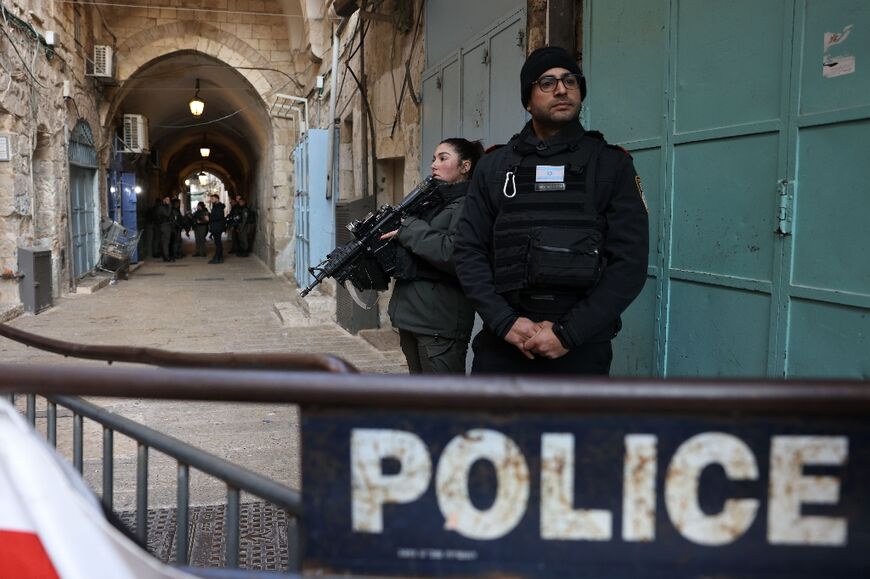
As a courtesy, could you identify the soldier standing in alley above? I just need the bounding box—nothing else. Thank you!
[237,197,255,257]
[191,201,210,257]
[208,194,226,264]
[156,195,174,262]
[170,198,186,259]
[150,198,164,259]
[226,195,241,255]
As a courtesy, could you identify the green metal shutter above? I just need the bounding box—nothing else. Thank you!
[585,0,870,378]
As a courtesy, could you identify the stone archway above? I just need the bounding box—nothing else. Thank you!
[104,26,295,272]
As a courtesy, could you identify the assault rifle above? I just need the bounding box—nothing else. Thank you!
[299,176,443,297]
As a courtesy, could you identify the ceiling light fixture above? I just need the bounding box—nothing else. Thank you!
[200,133,210,158]
[189,78,204,117]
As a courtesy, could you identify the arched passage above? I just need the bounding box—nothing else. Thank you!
[104,49,292,267]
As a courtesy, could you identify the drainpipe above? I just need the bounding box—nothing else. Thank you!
[326,22,338,202]
[275,94,308,136]
[63,125,76,294]
[326,19,340,233]
[292,105,306,138]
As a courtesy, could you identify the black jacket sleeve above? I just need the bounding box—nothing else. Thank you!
[453,154,519,338]
[557,150,649,348]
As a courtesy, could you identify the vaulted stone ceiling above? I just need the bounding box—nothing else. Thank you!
[99,0,318,198]
[110,50,272,195]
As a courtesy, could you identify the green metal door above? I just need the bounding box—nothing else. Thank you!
[585,0,870,378]
[583,0,668,377]
[785,1,870,378]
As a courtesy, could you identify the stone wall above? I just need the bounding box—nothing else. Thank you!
[0,0,319,310]
[0,1,102,303]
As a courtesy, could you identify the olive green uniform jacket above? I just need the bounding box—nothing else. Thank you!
[387,181,475,340]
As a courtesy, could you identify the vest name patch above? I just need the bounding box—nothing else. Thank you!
[535,182,566,192]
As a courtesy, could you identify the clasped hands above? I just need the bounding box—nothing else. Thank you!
[504,317,569,360]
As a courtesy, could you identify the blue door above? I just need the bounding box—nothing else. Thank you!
[120,172,139,263]
[69,166,97,278]
[69,121,99,279]
[584,0,870,378]
[294,129,332,288]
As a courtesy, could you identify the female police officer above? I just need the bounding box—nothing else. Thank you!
[380,138,484,374]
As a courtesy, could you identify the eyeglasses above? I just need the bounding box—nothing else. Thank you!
[533,73,582,92]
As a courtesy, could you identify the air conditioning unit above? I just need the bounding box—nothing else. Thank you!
[93,45,114,78]
[122,114,149,153]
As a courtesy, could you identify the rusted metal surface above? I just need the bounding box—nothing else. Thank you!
[302,410,870,578]
[1,361,870,414]
[0,323,357,373]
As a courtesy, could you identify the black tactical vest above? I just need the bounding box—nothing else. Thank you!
[492,134,606,295]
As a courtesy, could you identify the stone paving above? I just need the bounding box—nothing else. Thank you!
[0,244,408,512]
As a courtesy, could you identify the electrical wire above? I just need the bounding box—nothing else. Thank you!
[1,2,54,58]
[390,0,425,137]
[334,14,363,108]
[0,5,49,89]
[152,107,245,129]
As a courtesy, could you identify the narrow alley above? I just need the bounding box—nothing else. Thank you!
[0,244,407,506]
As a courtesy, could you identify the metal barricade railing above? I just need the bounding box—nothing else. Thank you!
[0,323,355,576]
[4,321,870,577]
[4,366,870,577]
[0,323,358,373]
[11,391,303,572]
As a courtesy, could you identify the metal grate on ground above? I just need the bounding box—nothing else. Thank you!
[118,501,290,570]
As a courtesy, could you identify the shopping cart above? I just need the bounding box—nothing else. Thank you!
[97,218,142,281]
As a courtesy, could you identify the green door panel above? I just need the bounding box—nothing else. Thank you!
[421,73,443,177]
[442,60,461,138]
[631,149,661,265]
[611,281,657,377]
[671,134,778,282]
[786,301,870,378]
[782,2,870,379]
[608,147,659,377]
[667,282,771,377]
[792,120,870,295]
[800,1,870,115]
[674,0,789,134]
[586,0,667,144]
[488,18,527,146]
[461,41,488,144]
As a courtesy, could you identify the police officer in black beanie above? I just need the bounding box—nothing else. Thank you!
[453,46,649,375]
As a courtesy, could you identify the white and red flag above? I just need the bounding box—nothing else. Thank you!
[0,399,193,579]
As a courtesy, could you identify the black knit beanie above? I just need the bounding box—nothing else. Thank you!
[520,46,585,107]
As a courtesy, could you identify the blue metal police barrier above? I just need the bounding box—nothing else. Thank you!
[301,378,870,579]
